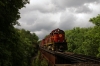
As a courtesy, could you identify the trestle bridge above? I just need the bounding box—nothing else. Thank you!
[39,47,100,66]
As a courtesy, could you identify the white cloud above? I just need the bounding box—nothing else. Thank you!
[16,0,100,39]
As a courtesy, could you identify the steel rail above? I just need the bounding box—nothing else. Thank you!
[40,46,100,64]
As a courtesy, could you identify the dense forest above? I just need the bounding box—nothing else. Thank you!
[0,0,39,66]
[65,14,100,57]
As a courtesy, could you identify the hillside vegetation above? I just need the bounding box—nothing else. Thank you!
[0,0,39,66]
[65,14,100,57]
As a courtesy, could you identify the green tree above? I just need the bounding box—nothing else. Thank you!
[65,14,100,57]
[0,0,29,66]
[89,14,100,26]
[66,27,100,56]
[17,29,39,66]
[89,14,100,57]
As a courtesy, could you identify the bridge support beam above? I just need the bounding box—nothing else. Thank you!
[40,48,72,66]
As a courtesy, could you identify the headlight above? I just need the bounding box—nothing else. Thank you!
[59,34,62,37]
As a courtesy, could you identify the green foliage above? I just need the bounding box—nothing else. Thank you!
[0,28,39,66]
[0,0,40,66]
[17,29,39,66]
[32,51,48,66]
[0,0,29,30]
[89,14,100,26]
[65,14,100,57]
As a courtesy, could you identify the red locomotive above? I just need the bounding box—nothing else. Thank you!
[40,28,67,51]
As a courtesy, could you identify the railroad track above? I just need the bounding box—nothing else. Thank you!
[55,52,100,63]
[72,53,100,63]
[40,47,100,64]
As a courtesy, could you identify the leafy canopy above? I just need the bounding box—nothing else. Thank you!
[89,14,100,26]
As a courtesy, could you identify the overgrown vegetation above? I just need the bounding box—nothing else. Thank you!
[0,28,39,66]
[65,14,100,57]
[0,0,39,66]
[32,51,48,66]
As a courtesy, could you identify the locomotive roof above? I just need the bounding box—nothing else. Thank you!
[51,28,64,33]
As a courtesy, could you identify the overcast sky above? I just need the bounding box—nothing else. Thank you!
[16,0,100,39]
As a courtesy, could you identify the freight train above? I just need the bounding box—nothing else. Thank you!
[40,28,67,52]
